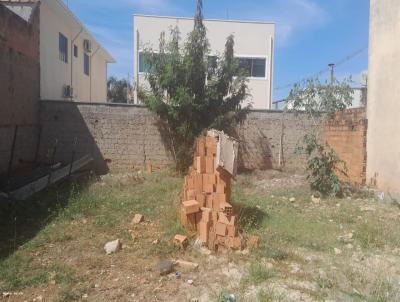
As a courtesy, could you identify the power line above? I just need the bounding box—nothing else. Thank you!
[274,46,368,91]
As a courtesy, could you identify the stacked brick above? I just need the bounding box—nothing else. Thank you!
[180,133,244,251]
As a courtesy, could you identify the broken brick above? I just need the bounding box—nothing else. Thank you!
[174,234,189,248]
[132,214,144,224]
[218,212,230,224]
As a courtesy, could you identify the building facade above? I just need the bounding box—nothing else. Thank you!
[1,0,115,102]
[133,15,275,109]
[367,0,400,198]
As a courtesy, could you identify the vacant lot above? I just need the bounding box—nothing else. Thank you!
[1,170,400,302]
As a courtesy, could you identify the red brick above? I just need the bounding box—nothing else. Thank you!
[227,225,237,237]
[196,156,206,173]
[218,212,230,224]
[198,221,209,243]
[196,193,206,207]
[197,138,206,156]
[174,234,189,248]
[183,200,200,214]
[187,189,196,200]
[202,173,217,186]
[205,156,214,174]
[203,183,215,194]
[216,183,225,194]
[206,194,213,209]
[213,193,227,206]
[215,222,227,236]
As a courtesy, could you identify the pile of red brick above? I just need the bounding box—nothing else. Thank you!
[180,132,244,250]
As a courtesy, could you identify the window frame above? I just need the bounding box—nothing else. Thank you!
[59,32,68,63]
[84,53,90,76]
[236,55,267,79]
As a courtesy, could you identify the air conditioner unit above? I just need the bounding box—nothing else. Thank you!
[63,85,74,98]
[83,39,92,53]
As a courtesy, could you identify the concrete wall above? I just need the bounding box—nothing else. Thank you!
[323,108,368,186]
[0,3,40,176]
[133,15,275,109]
[38,101,316,174]
[367,0,400,197]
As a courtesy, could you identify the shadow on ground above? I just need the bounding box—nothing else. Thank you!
[232,202,268,231]
[0,176,92,260]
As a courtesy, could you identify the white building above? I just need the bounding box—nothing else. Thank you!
[1,0,115,102]
[133,15,275,109]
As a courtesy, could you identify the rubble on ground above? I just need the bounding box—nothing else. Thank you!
[104,239,121,255]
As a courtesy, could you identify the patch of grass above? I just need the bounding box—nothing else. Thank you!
[0,254,76,292]
[257,288,284,302]
[355,220,400,249]
[369,276,400,302]
[247,262,275,285]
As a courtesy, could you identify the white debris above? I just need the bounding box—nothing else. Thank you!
[104,239,121,255]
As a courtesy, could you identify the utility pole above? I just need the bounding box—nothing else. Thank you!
[328,63,335,84]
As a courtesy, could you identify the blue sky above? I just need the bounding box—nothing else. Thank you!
[64,0,370,100]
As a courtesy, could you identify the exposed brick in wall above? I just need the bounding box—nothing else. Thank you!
[0,4,40,176]
[38,102,316,173]
[322,108,368,186]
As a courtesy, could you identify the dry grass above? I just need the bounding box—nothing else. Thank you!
[1,170,400,301]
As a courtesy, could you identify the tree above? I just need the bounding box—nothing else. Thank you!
[107,76,132,103]
[140,0,250,172]
[287,77,353,196]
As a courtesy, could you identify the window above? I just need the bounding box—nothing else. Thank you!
[74,45,78,58]
[138,52,151,73]
[59,33,68,63]
[237,57,266,78]
[84,53,90,76]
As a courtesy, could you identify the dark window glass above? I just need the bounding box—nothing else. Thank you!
[59,33,68,63]
[84,53,90,76]
[139,52,151,73]
[252,58,266,78]
[238,58,252,77]
[237,57,266,78]
[74,45,78,58]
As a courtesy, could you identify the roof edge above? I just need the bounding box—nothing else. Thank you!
[133,14,275,25]
[51,0,116,63]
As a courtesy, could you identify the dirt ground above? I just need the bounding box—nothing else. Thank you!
[1,170,400,302]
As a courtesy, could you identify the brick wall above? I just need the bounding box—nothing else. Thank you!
[237,111,315,171]
[0,4,40,176]
[38,102,173,174]
[322,108,368,185]
[38,102,315,173]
